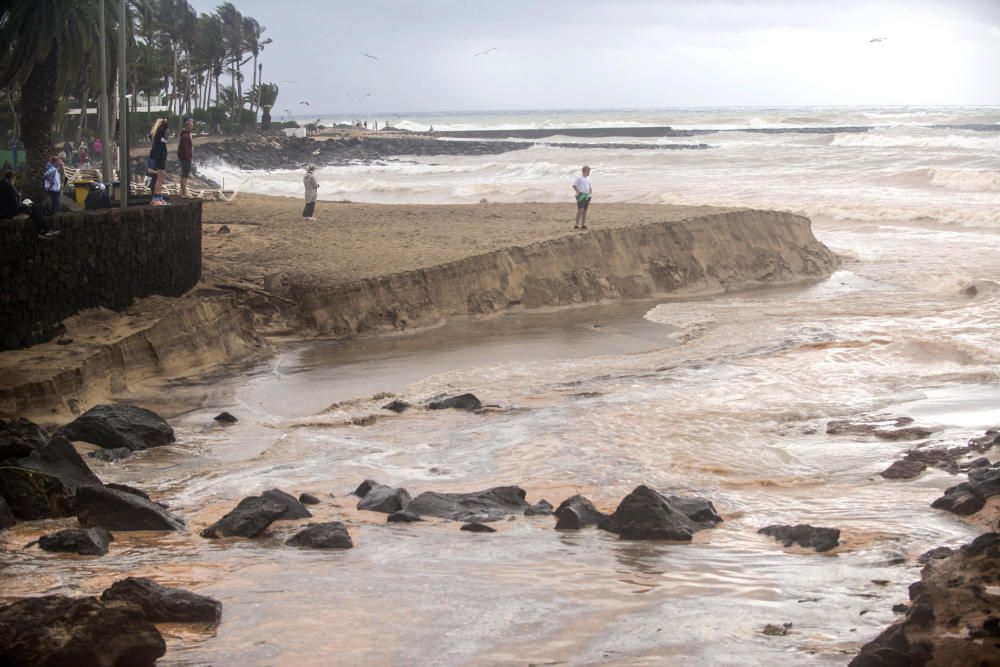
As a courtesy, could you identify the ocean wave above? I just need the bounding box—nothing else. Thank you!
[831,130,1000,151]
[928,168,1000,192]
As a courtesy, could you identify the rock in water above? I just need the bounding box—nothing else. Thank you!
[57,404,175,451]
[601,485,722,541]
[88,447,133,463]
[286,522,354,549]
[261,489,312,519]
[554,495,608,529]
[758,524,840,552]
[931,464,1000,516]
[214,411,238,423]
[524,499,554,516]
[460,522,496,533]
[201,496,288,538]
[403,486,529,522]
[299,493,321,505]
[0,417,50,460]
[76,485,185,531]
[0,436,101,519]
[101,577,222,623]
[0,595,166,666]
[382,399,411,413]
[37,527,113,556]
[355,479,411,513]
[427,393,482,411]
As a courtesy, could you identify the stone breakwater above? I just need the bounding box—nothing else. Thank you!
[276,209,838,338]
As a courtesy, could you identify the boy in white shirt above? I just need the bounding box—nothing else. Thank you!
[572,165,592,230]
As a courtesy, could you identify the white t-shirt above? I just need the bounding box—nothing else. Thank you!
[573,174,592,195]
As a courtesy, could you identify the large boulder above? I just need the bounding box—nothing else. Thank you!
[0,436,101,519]
[0,595,166,666]
[201,495,288,538]
[427,393,482,412]
[57,404,175,451]
[554,495,608,530]
[601,485,722,541]
[285,522,354,549]
[931,464,1000,516]
[261,489,312,519]
[355,479,411,514]
[0,417,50,460]
[76,485,185,531]
[403,485,529,522]
[758,524,840,552]
[37,527,114,556]
[101,577,222,624]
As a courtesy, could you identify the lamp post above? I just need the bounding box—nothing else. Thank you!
[98,0,112,192]
[117,0,128,208]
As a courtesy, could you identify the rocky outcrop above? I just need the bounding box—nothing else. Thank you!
[0,435,101,519]
[355,480,411,514]
[758,524,840,552]
[850,533,1000,666]
[600,485,722,541]
[401,486,529,522]
[101,577,222,624]
[932,464,1000,515]
[201,495,288,538]
[76,485,185,531]
[36,527,113,556]
[261,488,312,519]
[0,417,50,460]
[286,210,837,339]
[0,595,166,666]
[286,522,354,549]
[881,429,999,479]
[427,393,483,411]
[57,404,175,451]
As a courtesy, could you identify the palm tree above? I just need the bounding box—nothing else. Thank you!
[0,1,115,200]
[247,82,278,130]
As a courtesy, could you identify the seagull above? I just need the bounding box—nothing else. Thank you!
[299,101,310,105]
[869,37,887,43]
[474,47,498,56]
[362,53,379,60]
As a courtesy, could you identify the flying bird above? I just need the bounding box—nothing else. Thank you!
[474,47,498,56]
[869,37,887,43]
[362,53,379,60]
[299,101,310,105]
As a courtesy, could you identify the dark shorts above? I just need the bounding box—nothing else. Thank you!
[179,160,192,178]
[147,157,165,172]
[576,194,591,210]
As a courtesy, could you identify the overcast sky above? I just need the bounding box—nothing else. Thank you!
[188,0,1000,113]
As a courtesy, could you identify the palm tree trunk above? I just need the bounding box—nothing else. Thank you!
[21,43,59,202]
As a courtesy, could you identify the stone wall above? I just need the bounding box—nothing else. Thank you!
[0,202,202,350]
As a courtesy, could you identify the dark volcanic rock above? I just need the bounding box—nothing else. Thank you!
[299,492,321,505]
[355,480,411,514]
[57,404,175,451]
[404,485,529,522]
[601,485,722,541]
[0,595,166,666]
[214,411,238,423]
[0,435,101,519]
[76,485,184,531]
[0,417,50,460]
[461,522,496,533]
[285,522,354,549]
[105,482,151,501]
[931,464,1000,515]
[382,399,411,413]
[387,510,423,523]
[758,524,840,552]
[88,447,133,463]
[554,495,608,529]
[427,393,482,412]
[101,577,222,623]
[826,415,914,436]
[261,488,312,519]
[851,533,1000,667]
[37,527,113,556]
[201,495,288,538]
[524,499,554,516]
[0,497,14,529]
[881,458,928,480]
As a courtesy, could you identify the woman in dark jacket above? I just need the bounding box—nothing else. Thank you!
[148,118,169,206]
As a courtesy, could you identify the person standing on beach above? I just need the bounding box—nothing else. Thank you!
[44,155,62,214]
[177,115,194,198]
[302,164,319,220]
[147,118,170,206]
[573,165,592,230]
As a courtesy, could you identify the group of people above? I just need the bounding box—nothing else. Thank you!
[299,163,594,229]
[145,115,195,206]
[59,137,102,168]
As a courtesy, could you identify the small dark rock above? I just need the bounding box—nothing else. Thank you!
[285,522,354,549]
[461,522,496,533]
[261,489,312,519]
[554,495,608,529]
[57,404,175,451]
[299,493,321,505]
[758,524,840,552]
[76,485,184,531]
[37,527,113,556]
[601,485,722,541]
[881,458,927,480]
[874,426,936,441]
[101,576,222,623]
[356,481,411,514]
[213,411,238,423]
[88,447,133,462]
[382,399,411,413]
[404,485,528,522]
[427,393,482,411]
[201,496,288,538]
[892,604,910,614]
[917,546,953,564]
[763,622,792,636]
[524,499,554,516]
[218,224,230,234]
[387,510,423,523]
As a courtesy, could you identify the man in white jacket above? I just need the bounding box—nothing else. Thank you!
[302,164,319,220]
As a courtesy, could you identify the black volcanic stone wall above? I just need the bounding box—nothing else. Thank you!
[0,201,202,350]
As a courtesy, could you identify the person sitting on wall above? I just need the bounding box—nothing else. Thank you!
[1,170,59,238]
